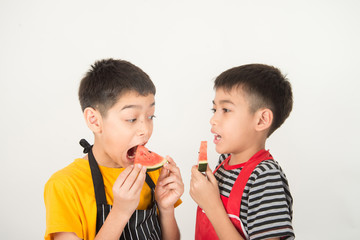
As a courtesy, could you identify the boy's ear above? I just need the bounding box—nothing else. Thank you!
[255,108,273,133]
[83,107,102,133]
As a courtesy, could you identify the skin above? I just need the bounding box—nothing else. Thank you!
[53,91,184,240]
[190,87,279,240]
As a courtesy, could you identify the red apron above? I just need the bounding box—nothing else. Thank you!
[195,150,273,240]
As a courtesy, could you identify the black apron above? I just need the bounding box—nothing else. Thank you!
[80,139,162,240]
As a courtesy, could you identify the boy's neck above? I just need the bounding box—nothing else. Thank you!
[91,143,123,168]
[228,143,266,165]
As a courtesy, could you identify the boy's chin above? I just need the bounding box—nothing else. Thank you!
[122,159,134,168]
[115,157,133,168]
[215,145,231,155]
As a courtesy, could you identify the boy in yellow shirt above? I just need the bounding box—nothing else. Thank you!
[44,59,184,240]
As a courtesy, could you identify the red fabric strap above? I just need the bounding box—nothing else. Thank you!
[227,150,274,230]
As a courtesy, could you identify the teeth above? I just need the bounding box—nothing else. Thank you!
[215,135,222,140]
[128,155,135,159]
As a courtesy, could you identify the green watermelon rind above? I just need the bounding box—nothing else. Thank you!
[145,158,168,172]
[198,160,207,172]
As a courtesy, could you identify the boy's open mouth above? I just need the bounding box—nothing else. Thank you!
[127,143,146,161]
[127,146,138,160]
[213,134,222,144]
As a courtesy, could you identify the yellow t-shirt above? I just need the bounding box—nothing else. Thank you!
[44,158,181,240]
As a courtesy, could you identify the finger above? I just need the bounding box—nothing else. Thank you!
[163,162,181,177]
[129,166,147,194]
[113,165,134,189]
[158,165,169,182]
[158,175,180,187]
[165,155,176,166]
[191,165,204,180]
[122,164,143,190]
[161,156,177,177]
[205,166,217,185]
[190,165,199,179]
[190,168,196,183]
[161,182,183,192]
[191,165,198,171]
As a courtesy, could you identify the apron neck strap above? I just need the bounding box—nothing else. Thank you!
[87,144,108,205]
[145,174,156,191]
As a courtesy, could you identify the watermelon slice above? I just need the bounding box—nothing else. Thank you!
[134,145,167,172]
[198,141,207,172]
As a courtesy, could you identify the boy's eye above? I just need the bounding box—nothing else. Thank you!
[127,119,137,123]
[223,108,230,113]
[148,115,156,120]
[211,108,216,113]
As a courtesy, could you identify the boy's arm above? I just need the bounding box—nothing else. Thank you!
[158,207,180,240]
[52,213,132,240]
[155,156,184,240]
[53,232,81,240]
[244,162,294,239]
[190,166,245,240]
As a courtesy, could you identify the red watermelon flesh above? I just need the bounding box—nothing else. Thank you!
[134,145,167,171]
[198,141,207,172]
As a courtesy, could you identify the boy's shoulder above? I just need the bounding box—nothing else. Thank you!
[249,159,288,182]
[252,159,284,176]
[50,158,89,177]
[246,159,291,195]
[45,158,91,190]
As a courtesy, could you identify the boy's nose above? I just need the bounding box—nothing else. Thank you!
[210,114,217,126]
[137,120,151,137]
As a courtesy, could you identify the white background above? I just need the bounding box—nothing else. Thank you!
[1,0,359,239]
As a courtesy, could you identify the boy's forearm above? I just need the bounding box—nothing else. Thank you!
[159,207,180,240]
[94,209,130,240]
[205,204,244,240]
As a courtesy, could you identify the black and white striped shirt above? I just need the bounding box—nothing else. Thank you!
[214,154,295,240]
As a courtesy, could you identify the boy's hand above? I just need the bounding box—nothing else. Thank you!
[112,164,147,218]
[155,156,184,212]
[190,165,222,212]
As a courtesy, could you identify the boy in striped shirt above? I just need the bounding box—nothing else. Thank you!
[190,64,295,240]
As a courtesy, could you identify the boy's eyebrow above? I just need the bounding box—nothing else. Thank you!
[121,102,155,111]
[212,100,234,105]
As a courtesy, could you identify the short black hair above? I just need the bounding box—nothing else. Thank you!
[214,64,293,136]
[78,58,156,116]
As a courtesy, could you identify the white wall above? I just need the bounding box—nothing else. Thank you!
[1,0,359,239]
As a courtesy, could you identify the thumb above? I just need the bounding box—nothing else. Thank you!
[158,164,169,181]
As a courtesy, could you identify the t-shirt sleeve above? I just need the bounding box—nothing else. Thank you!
[44,177,84,240]
[245,161,295,240]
